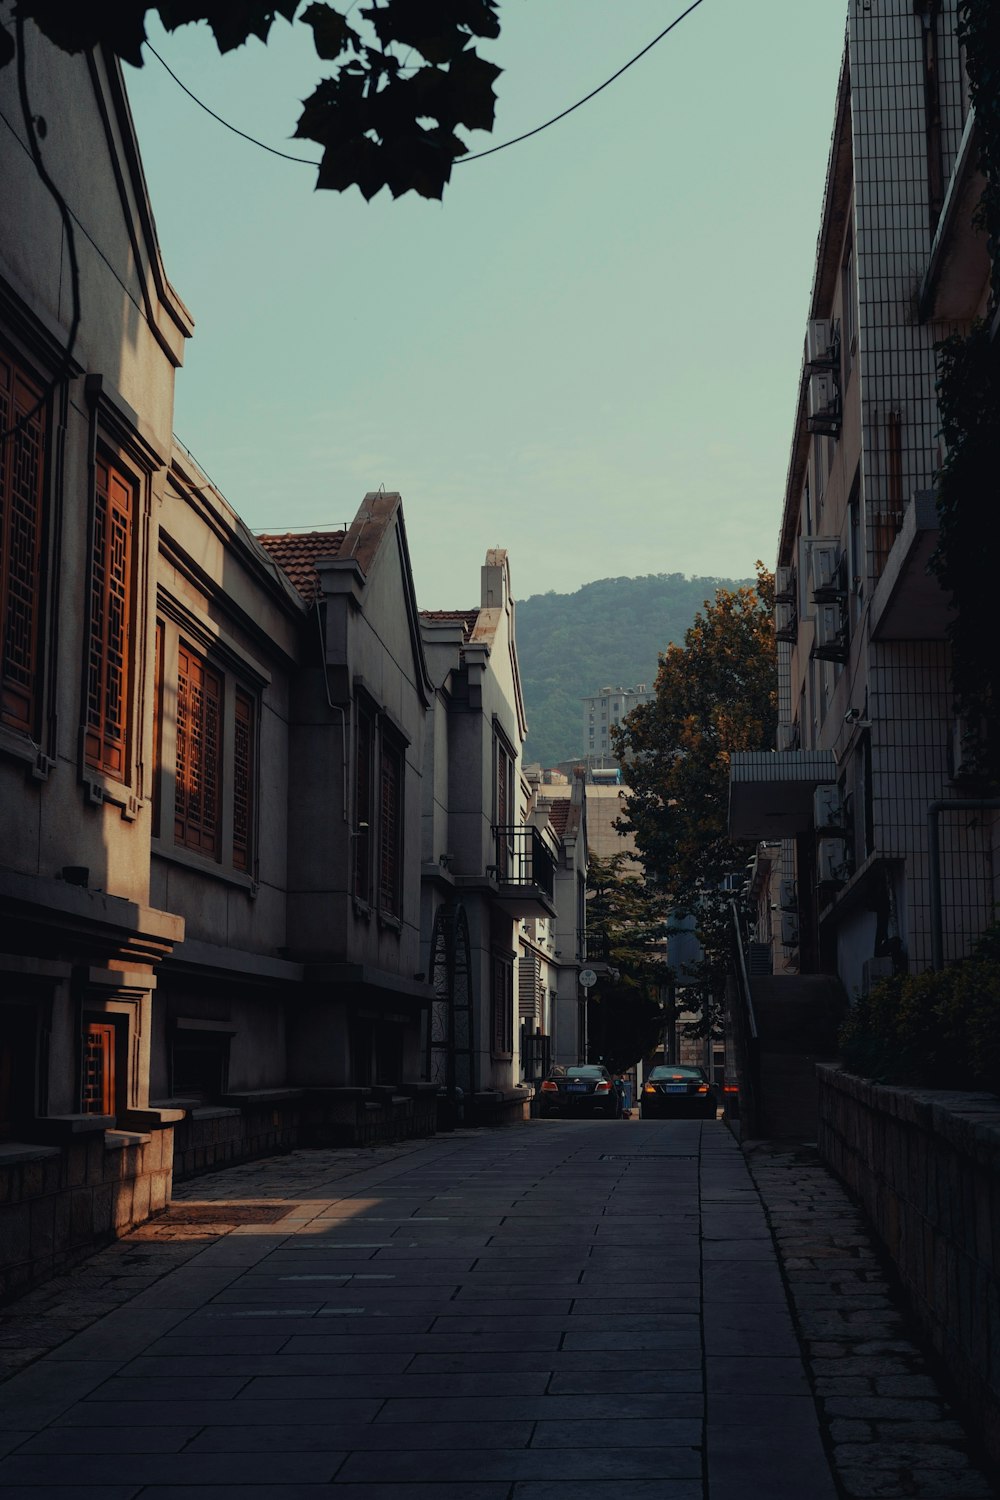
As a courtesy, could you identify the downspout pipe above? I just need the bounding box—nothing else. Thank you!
[927,798,1000,969]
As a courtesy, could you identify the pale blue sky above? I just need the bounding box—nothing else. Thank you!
[126,2,847,608]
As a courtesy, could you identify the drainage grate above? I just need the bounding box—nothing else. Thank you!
[600,1153,697,1162]
[158,1203,295,1225]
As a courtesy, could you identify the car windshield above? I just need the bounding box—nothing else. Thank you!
[565,1066,604,1077]
[648,1066,705,1080]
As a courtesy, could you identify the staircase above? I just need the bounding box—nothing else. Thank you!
[749,974,846,1141]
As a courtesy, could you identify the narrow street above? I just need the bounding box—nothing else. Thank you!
[0,1120,992,1500]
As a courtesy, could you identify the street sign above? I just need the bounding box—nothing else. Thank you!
[579,969,597,988]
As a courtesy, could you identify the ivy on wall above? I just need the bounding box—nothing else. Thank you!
[929,0,1000,778]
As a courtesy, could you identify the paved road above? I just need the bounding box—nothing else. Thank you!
[0,1118,992,1499]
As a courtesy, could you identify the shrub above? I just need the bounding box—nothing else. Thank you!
[840,930,1000,1090]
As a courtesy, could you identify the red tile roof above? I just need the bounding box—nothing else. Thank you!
[547,799,570,837]
[419,608,481,641]
[256,531,347,601]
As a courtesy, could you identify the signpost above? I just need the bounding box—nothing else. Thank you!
[578,969,597,989]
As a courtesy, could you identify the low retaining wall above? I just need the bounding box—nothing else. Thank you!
[817,1064,1000,1468]
[0,1119,173,1301]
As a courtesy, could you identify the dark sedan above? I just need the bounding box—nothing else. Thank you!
[640,1064,718,1119]
[540,1065,623,1118]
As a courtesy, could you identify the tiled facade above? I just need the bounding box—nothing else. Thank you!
[730,0,992,994]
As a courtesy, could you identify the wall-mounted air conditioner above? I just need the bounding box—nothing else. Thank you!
[779,878,797,912]
[861,956,894,994]
[775,565,796,602]
[780,912,800,948]
[775,722,800,752]
[817,835,849,886]
[813,784,846,834]
[806,371,841,434]
[813,601,848,662]
[806,318,838,371]
[809,542,842,598]
[775,601,798,643]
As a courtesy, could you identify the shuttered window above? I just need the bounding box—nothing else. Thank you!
[232,688,253,871]
[379,737,403,917]
[175,643,222,858]
[85,456,135,777]
[0,350,46,734]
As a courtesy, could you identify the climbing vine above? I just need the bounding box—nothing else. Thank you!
[929,0,1000,779]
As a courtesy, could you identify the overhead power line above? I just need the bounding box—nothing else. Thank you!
[147,0,708,173]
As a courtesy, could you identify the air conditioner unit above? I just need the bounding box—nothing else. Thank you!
[806,371,841,434]
[810,542,842,597]
[861,956,894,994]
[813,601,848,662]
[813,784,846,834]
[775,565,796,602]
[775,722,800,752]
[806,318,837,371]
[780,912,800,948]
[779,878,797,912]
[817,836,849,886]
[775,601,798,642]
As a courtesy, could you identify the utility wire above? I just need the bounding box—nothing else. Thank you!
[1,20,81,446]
[147,0,708,173]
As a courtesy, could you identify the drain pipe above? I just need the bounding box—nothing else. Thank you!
[927,798,1000,969]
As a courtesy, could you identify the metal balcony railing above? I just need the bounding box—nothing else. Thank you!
[492,825,555,901]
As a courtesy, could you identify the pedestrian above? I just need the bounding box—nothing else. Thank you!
[614,1073,630,1118]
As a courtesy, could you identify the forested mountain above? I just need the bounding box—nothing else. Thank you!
[517,573,753,767]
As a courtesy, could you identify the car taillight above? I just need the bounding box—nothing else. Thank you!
[643,1084,656,1094]
[541,1080,559,1092]
[594,1081,611,1093]
[697,1085,709,1093]
[724,1084,739,1094]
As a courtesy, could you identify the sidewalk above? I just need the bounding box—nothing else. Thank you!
[0,1119,993,1499]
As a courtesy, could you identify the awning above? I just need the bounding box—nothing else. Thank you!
[729,750,836,841]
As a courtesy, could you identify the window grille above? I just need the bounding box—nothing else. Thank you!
[151,621,163,837]
[86,456,134,777]
[491,952,514,1059]
[0,350,46,734]
[354,706,374,901]
[175,643,222,858]
[232,688,253,871]
[82,1021,115,1115]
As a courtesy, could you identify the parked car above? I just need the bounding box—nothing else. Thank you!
[640,1064,718,1119]
[540,1065,623,1118]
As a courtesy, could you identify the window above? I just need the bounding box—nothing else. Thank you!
[232,688,254,872]
[174,643,223,859]
[82,1020,116,1116]
[171,1029,230,1102]
[354,704,374,901]
[379,735,403,917]
[85,455,136,778]
[151,621,164,837]
[490,951,514,1059]
[0,348,46,735]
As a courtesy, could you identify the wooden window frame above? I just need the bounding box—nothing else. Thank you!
[490,950,514,1061]
[85,451,137,781]
[174,640,224,861]
[0,345,47,738]
[232,686,254,873]
[81,1018,117,1117]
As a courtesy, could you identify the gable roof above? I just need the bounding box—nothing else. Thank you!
[256,531,347,601]
[419,608,481,640]
[548,799,571,837]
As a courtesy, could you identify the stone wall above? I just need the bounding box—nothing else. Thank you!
[0,1124,173,1300]
[817,1064,1000,1467]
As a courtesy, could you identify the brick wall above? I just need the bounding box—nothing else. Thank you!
[818,1064,1000,1467]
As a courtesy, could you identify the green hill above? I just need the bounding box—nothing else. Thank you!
[517,573,753,767]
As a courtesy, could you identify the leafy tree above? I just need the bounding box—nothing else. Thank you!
[614,564,777,1035]
[1,1,502,200]
[585,853,670,1072]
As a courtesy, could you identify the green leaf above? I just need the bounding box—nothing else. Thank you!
[300,2,358,61]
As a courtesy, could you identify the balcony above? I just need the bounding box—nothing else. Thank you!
[870,491,953,641]
[729,750,837,841]
[491,826,556,918]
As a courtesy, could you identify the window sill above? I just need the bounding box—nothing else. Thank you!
[0,724,54,780]
[151,838,257,894]
[378,911,403,934]
[81,765,141,821]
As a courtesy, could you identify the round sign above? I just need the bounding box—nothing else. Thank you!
[578,969,597,988]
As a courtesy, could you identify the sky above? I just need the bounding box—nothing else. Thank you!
[125,1,848,609]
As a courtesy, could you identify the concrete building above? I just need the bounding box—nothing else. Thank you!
[730,0,992,997]
[582,684,653,761]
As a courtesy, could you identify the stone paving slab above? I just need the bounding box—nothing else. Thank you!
[0,1121,996,1499]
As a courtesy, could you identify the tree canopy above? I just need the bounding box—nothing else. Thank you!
[585,853,670,1072]
[614,565,777,1032]
[2,1,502,200]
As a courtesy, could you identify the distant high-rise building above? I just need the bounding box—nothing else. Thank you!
[582,684,653,760]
